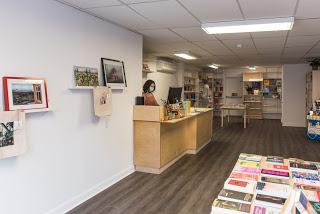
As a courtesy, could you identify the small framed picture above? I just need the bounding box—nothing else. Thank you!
[101,58,127,88]
[73,66,99,87]
[3,77,49,111]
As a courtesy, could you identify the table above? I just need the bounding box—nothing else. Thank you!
[221,104,247,128]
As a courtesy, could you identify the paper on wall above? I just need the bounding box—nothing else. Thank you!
[0,111,27,159]
[93,86,112,117]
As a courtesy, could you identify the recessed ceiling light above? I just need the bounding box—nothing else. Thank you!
[202,17,294,34]
[249,66,256,70]
[174,52,197,60]
[209,64,219,69]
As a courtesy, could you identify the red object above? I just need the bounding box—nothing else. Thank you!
[261,169,289,177]
[273,165,289,170]
[230,172,259,181]
[2,76,49,111]
[228,179,248,187]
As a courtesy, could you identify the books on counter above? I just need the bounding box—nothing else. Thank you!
[212,199,251,214]
[218,189,253,205]
[224,178,256,194]
[261,169,290,179]
[256,181,292,198]
[255,194,287,209]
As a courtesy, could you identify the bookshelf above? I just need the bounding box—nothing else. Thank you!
[184,72,199,107]
[306,70,320,114]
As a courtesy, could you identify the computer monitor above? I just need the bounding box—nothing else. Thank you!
[167,87,182,104]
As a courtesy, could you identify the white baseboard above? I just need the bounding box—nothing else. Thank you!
[282,121,306,127]
[45,166,135,214]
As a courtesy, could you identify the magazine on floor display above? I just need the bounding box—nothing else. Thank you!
[233,166,260,175]
[237,160,260,168]
[256,181,292,198]
[230,171,260,181]
[252,205,281,214]
[291,171,320,187]
[260,162,289,172]
[290,162,318,173]
[239,153,263,162]
[296,185,320,202]
[254,194,287,209]
[266,156,285,164]
[260,176,291,185]
[211,199,251,214]
[224,178,256,194]
[218,189,253,205]
[261,169,290,179]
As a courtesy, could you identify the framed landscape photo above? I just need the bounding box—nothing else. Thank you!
[73,66,99,88]
[101,58,127,89]
[3,77,49,111]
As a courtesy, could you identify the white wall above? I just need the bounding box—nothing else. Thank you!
[0,1,142,214]
[282,64,311,127]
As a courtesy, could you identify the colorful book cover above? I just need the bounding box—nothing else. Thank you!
[239,161,260,168]
[290,162,318,171]
[261,176,290,185]
[227,179,248,187]
[309,201,320,213]
[230,171,259,181]
[261,169,289,178]
[255,194,286,206]
[292,171,320,188]
[239,153,262,162]
[218,189,253,203]
[253,206,281,214]
[256,181,291,195]
[234,166,260,174]
[266,156,284,164]
[212,199,251,213]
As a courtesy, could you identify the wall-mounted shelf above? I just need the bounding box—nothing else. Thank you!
[24,108,53,114]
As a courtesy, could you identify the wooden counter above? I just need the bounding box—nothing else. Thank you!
[133,106,213,174]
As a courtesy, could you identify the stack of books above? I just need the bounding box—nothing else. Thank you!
[211,153,320,214]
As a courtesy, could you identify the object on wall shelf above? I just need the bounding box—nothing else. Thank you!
[101,58,127,89]
[93,86,112,117]
[73,66,99,88]
[0,110,26,160]
[3,77,49,112]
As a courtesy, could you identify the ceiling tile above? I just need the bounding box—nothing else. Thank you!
[122,0,166,3]
[283,46,311,57]
[251,31,288,39]
[222,39,255,50]
[239,0,297,19]
[233,48,258,55]
[289,19,320,36]
[296,0,320,19]
[171,27,217,42]
[257,48,283,55]
[87,5,157,30]
[215,33,251,40]
[286,35,320,47]
[140,29,186,42]
[62,0,122,9]
[178,0,243,22]
[129,0,199,28]
[254,37,286,49]
[194,41,227,50]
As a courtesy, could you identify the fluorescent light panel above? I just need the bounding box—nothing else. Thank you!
[209,64,219,69]
[249,66,256,70]
[174,52,197,60]
[202,17,294,34]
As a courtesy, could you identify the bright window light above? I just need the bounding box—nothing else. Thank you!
[249,66,256,70]
[174,52,197,60]
[209,64,219,69]
[202,17,294,34]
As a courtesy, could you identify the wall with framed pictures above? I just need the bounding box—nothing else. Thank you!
[0,1,142,214]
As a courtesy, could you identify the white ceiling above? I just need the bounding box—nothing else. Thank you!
[57,0,320,67]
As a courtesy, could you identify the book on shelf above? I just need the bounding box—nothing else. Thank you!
[212,199,251,214]
[230,171,260,181]
[224,178,256,194]
[256,181,292,198]
[255,194,287,209]
[218,189,253,204]
[261,169,290,179]
[266,156,285,164]
[252,205,281,214]
[239,153,263,162]
[260,176,291,185]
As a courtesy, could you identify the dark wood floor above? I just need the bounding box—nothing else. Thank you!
[69,118,320,214]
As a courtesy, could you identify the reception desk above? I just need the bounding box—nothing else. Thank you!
[133,106,213,174]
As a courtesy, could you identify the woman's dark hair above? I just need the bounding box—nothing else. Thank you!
[203,79,208,84]
[143,79,156,93]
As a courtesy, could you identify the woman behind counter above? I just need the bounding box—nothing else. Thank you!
[143,80,159,106]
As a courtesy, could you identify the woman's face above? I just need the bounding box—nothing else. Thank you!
[149,83,155,92]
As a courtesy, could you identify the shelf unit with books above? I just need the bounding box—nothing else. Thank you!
[184,72,200,107]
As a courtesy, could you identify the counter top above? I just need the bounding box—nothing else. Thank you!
[161,108,213,124]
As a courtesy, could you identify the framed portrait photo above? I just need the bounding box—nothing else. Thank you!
[3,77,49,111]
[101,58,127,89]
